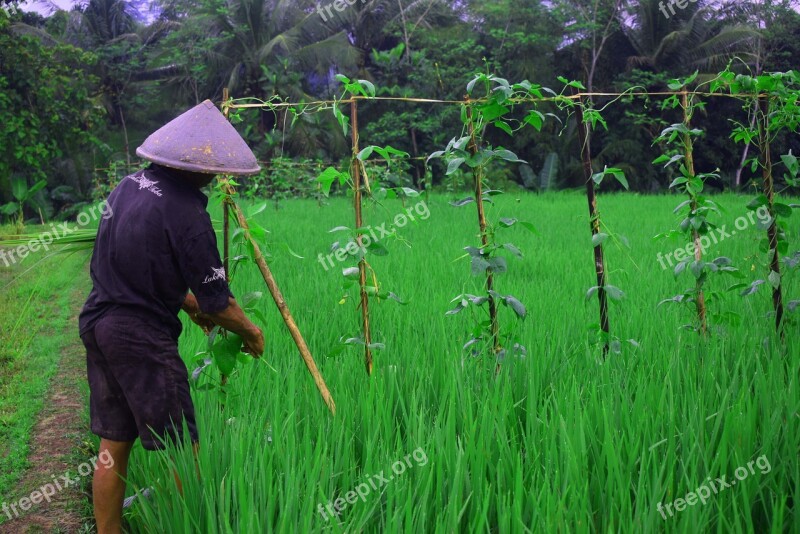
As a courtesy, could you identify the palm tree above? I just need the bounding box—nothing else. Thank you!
[621,0,758,73]
[167,0,362,99]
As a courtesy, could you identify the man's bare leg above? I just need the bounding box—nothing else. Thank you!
[94,439,133,534]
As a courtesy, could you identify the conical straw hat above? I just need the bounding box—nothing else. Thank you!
[136,100,261,175]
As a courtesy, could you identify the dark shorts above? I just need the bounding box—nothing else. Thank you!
[81,313,198,451]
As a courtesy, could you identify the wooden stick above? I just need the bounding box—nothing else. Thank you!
[228,195,337,415]
[221,89,232,388]
[466,103,500,355]
[681,91,707,336]
[758,95,784,336]
[350,100,374,375]
[575,98,610,357]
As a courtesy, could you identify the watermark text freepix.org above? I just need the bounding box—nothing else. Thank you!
[657,454,771,520]
[656,206,770,270]
[317,200,430,271]
[2,451,115,520]
[658,0,697,19]
[317,0,368,22]
[318,447,428,521]
[0,201,113,268]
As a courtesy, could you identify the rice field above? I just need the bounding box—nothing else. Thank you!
[122,192,799,533]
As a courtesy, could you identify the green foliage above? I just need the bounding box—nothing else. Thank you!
[654,73,742,330]
[0,17,101,212]
[432,73,545,363]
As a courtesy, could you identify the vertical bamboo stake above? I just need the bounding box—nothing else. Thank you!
[466,102,500,354]
[575,98,610,357]
[220,88,232,388]
[757,95,785,335]
[681,91,707,336]
[222,88,232,281]
[350,100,374,375]
[227,195,336,415]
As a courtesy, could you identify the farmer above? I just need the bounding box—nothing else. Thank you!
[78,100,265,534]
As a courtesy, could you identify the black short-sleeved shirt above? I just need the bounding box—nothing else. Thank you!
[79,165,232,341]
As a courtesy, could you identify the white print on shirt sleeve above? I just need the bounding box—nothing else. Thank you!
[130,175,164,197]
[202,267,226,284]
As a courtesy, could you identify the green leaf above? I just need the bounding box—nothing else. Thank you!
[357,146,375,161]
[28,180,47,196]
[501,243,523,258]
[604,285,625,301]
[523,110,544,131]
[505,296,526,319]
[768,270,782,289]
[494,121,513,136]
[1,202,19,216]
[479,102,510,122]
[317,167,344,196]
[358,79,376,97]
[212,333,243,376]
[690,260,705,279]
[342,267,360,280]
[240,292,263,309]
[747,194,769,211]
[487,257,508,274]
[586,286,600,300]
[11,177,27,201]
[493,149,525,163]
[610,169,629,190]
[470,256,491,276]
[740,280,765,297]
[248,203,267,218]
[447,158,466,175]
[592,233,608,248]
[366,241,389,256]
[449,197,474,207]
[773,203,793,218]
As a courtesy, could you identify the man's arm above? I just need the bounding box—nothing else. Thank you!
[183,293,265,356]
[182,293,215,331]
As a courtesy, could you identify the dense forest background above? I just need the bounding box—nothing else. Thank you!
[1,0,799,220]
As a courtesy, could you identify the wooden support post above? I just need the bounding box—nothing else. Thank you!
[575,98,610,357]
[758,95,785,336]
[466,102,500,356]
[350,100,374,376]
[228,191,337,415]
[681,91,707,336]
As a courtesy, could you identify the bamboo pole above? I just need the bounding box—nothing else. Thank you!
[220,88,233,388]
[466,102,500,355]
[227,191,336,415]
[221,88,232,281]
[350,100,374,376]
[575,98,610,357]
[681,91,707,336]
[758,95,785,336]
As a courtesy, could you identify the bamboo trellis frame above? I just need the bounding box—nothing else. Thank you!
[219,87,791,354]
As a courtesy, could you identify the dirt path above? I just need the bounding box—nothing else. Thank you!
[0,283,91,534]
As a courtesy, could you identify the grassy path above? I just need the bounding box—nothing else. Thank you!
[0,250,94,532]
